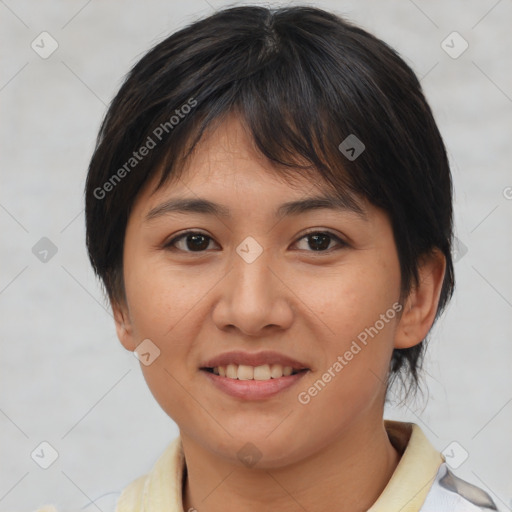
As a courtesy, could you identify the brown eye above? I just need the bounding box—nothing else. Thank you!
[165,231,216,252]
[294,231,346,253]
[164,229,347,254]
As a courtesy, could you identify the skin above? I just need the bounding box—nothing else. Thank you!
[113,114,446,512]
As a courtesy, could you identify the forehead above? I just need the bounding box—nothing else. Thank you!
[172,114,320,189]
[156,115,323,190]
[133,113,367,221]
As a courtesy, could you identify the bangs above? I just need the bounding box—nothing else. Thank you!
[143,26,368,215]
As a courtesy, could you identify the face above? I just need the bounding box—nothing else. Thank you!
[115,114,406,468]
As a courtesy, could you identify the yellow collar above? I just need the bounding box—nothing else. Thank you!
[368,420,444,511]
[116,420,443,512]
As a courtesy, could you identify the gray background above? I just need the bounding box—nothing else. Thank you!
[1,0,511,511]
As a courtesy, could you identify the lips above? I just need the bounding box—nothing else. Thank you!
[201,365,309,400]
[199,350,310,371]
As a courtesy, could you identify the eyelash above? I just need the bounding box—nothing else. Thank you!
[163,229,348,255]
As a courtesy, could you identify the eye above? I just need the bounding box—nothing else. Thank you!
[294,230,347,253]
[164,231,218,252]
[164,229,347,254]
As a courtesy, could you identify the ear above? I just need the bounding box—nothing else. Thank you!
[394,249,446,349]
[112,298,137,352]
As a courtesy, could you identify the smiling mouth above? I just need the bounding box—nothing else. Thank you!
[201,364,308,381]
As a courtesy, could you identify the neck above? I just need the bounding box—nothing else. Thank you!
[181,416,401,512]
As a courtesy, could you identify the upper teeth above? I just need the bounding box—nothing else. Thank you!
[213,364,296,380]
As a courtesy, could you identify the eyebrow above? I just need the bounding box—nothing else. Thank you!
[145,194,367,222]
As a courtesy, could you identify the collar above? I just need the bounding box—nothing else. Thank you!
[117,420,443,512]
[368,420,444,512]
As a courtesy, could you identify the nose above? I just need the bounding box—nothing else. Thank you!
[211,243,294,337]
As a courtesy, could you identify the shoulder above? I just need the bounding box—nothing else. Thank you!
[421,462,500,512]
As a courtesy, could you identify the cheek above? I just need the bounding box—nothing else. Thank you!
[299,305,398,426]
[123,254,209,339]
[304,256,400,340]
[123,255,208,423]
[301,254,400,401]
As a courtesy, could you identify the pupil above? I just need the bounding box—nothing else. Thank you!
[188,234,209,251]
[309,234,330,251]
